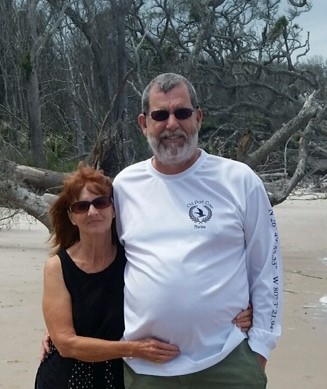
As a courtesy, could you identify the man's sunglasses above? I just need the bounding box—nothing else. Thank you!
[145,107,196,122]
[70,196,112,214]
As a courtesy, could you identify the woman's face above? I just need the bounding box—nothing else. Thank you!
[68,187,115,236]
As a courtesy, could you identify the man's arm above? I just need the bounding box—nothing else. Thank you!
[244,180,283,362]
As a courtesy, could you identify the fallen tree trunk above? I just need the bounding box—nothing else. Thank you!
[0,178,56,230]
[0,160,63,229]
[1,159,67,193]
[245,90,321,170]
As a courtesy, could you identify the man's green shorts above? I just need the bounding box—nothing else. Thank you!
[124,339,267,389]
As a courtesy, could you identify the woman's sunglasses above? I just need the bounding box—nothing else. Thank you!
[70,196,112,214]
[145,107,196,122]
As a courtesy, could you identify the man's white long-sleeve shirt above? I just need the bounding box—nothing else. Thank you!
[113,149,283,376]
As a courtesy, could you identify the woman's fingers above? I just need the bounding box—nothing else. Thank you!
[136,338,180,363]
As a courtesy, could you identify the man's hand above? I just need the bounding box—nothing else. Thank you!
[40,330,52,361]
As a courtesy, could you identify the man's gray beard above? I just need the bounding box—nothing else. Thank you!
[147,129,198,166]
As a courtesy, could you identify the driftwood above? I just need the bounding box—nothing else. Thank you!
[0,178,55,230]
[244,91,321,169]
[267,101,327,205]
[1,159,67,193]
[0,160,66,230]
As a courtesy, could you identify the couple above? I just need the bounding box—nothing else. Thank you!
[35,73,282,388]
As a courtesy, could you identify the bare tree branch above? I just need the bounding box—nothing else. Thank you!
[288,0,308,7]
[245,90,322,169]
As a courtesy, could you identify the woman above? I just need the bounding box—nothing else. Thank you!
[35,164,180,388]
[35,163,252,388]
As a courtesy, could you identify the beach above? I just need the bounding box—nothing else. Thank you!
[0,199,326,388]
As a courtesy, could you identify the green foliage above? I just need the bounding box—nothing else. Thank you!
[200,117,220,135]
[0,121,78,172]
[0,121,29,161]
[20,51,33,80]
[44,132,78,172]
[45,154,78,172]
[189,3,202,23]
[268,16,288,42]
[162,44,177,61]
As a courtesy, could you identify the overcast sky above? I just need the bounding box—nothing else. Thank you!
[294,0,327,60]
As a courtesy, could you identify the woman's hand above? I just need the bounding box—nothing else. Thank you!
[232,304,253,332]
[131,338,180,363]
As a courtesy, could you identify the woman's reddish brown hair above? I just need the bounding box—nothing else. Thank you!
[49,162,113,253]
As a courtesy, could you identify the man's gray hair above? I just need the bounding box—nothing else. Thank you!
[141,73,199,113]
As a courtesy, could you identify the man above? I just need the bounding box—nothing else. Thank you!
[113,73,283,388]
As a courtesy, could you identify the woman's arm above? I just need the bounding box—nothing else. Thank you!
[42,256,180,363]
[41,304,253,361]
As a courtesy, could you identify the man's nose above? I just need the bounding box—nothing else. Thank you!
[166,112,179,130]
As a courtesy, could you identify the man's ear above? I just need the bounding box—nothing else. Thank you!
[138,113,147,136]
[196,108,203,129]
[196,107,203,131]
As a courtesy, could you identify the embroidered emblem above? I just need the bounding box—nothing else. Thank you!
[189,205,212,225]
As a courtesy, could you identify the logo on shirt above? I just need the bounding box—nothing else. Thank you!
[187,200,213,229]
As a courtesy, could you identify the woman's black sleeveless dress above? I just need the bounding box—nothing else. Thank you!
[34,244,126,389]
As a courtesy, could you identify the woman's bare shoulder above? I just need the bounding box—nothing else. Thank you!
[44,254,61,273]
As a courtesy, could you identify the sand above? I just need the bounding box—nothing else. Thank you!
[0,199,326,388]
[267,198,327,389]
